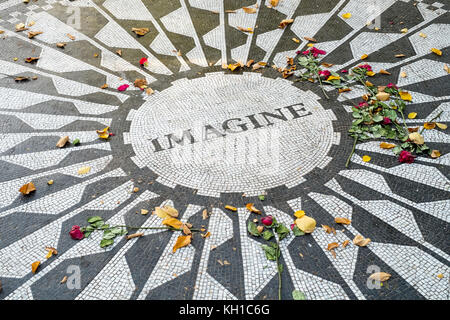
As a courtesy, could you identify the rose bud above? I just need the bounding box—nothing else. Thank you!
[261,216,273,226]
[69,225,84,240]
[257,226,264,233]
[290,223,295,230]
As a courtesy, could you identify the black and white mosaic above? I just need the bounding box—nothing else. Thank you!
[0,0,448,300]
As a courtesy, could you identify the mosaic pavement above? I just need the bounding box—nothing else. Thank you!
[0,0,449,300]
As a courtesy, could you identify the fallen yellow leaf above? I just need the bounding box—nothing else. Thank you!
[361,54,368,60]
[399,91,412,101]
[246,203,261,214]
[294,210,305,218]
[409,132,424,145]
[342,13,352,19]
[327,242,339,251]
[77,166,91,175]
[279,19,294,29]
[423,122,436,130]
[335,217,351,225]
[362,155,371,162]
[326,75,340,81]
[31,261,41,274]
[436,123,447,130]
[225,205,237,212]
[162,217,183,229]
[242,7,256,14]
[431,48,442,56]
[407,112,417,119]
[369,272,391,282]
[380,142,396,149]
[353,234,371,247]
[173,235,192,253]
[431,150,441,158]
[19,182,36,195]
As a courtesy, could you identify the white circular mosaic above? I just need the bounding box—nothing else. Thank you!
[128,73,338,195]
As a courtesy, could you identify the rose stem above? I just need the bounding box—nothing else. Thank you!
[345,135,358,168]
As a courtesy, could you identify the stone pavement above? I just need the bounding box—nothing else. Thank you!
[0,0,448,300]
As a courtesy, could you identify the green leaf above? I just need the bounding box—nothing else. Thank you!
[373,114,383,122]
[275,223,290,240]
[102,232,116,240]
[262,230,274,241]
[92,220,105,228]
[261,244,279,261]
[100,239,114,248]
[100,224,109,230]
[292,290,306,300]
[258,195,265,201]
[87,216,103,224]
[293,225,305,236]
[110,227,124,235]
[85,225,94,232]
[84,231,91,238]
[247,221,261,237]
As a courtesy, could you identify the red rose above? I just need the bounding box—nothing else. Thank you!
[382,117,392,125]
[69,225,84,240]
[398,150,415,164]
[261,216,273,226]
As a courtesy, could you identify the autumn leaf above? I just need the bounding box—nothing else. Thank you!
[304,36,317,42]
[246,59,254,67]
[322,225,332,233]
[353,234,371,247]
[56,136,69,148]
[134,78,148,89]
[400,71,407,78]
[126,232,144,240]
[66,33,75,40]
[279,19,294,29]
[431,150,441,158]
[294,210,305,218]
[154,206,179,219]
[31,261,41,274]
[361,54,368,60]
[237,26,253,33]
[379,69,391,75]
[132,27,149,36]
[162,217,183,229]
[246,203,261,214]
[444,64,449,74]
[342,240,350,248]
[431,48,442,56]
[77,166,91,175]
[400,28,408,33]
[407,112,417,119]
[201,231,211,238]
[342,13,352,19]
[327,75,340,81]
[408,127,419,132]
[146,88,154,95]
[369,272,391,282]
[173,235,192,253]
[423,122,436,130]
[292,38,300,43]
[202,209,209,220]
[242,7,256,14]
[45,247,58,259]
[362,155,371,162]
[335,217,351,225]
[225,205,237,212]
[376,92,390,101]
[96,126,110,139]
[436,123,447,130]
[182,223,192,235]
[380,142,396,149]
[419,32,427,38]
[270,0,279,7]
[141,209,149,215]
[327,242,339,251]
[228,62,241,71]
[56,42,66,48]
[399,91,412,101]
[19,182,36,195]
[28,31,43,39]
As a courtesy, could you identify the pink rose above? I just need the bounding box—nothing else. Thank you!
[261,216,273,226]
[290,223,295,230]
[340,69,348,73]
[319,70,331,78]
[139,57,148,66]
[398,150,415,164]
[117,84,129,92]
[69,225,84,240]
[382,117,392,125]
[387,83,398,89]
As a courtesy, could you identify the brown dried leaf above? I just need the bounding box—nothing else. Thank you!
[28,31,43,39]
[287,57,294,66]
[327,242,339,251]
[279,19,294,29]
[116,49,122,56]
[376,91,390,101]
[378,69,391,75]
[15,76,30,82]
[56,42,66,48]
[342,240,350,248]
[134,78,148,89]
[173,235,192,253]
[201,231,211,238]
[60,276,68,284]
[202,209,209,220]
[369,272,391,282]
[431,150,441,158]
[321,62,334,68]
[270,0,279,7]
[242,7,256,14]
[237,26,253,33]
[407,127,419,133]
[246,59,254,67]
[423,122,436,130]
[322,225,332,233]
[15,23,28,32]
[146,88,154,95]
[132,27,149,36]
[19,182,36,195]
[353,234,371,247]
[66,33,75,40]
[100,84,108,89]
[395,54,405,58]
[56,136,69,148]
[444,64,450,74]
[335,217,351,225]
[304,36,317,42]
